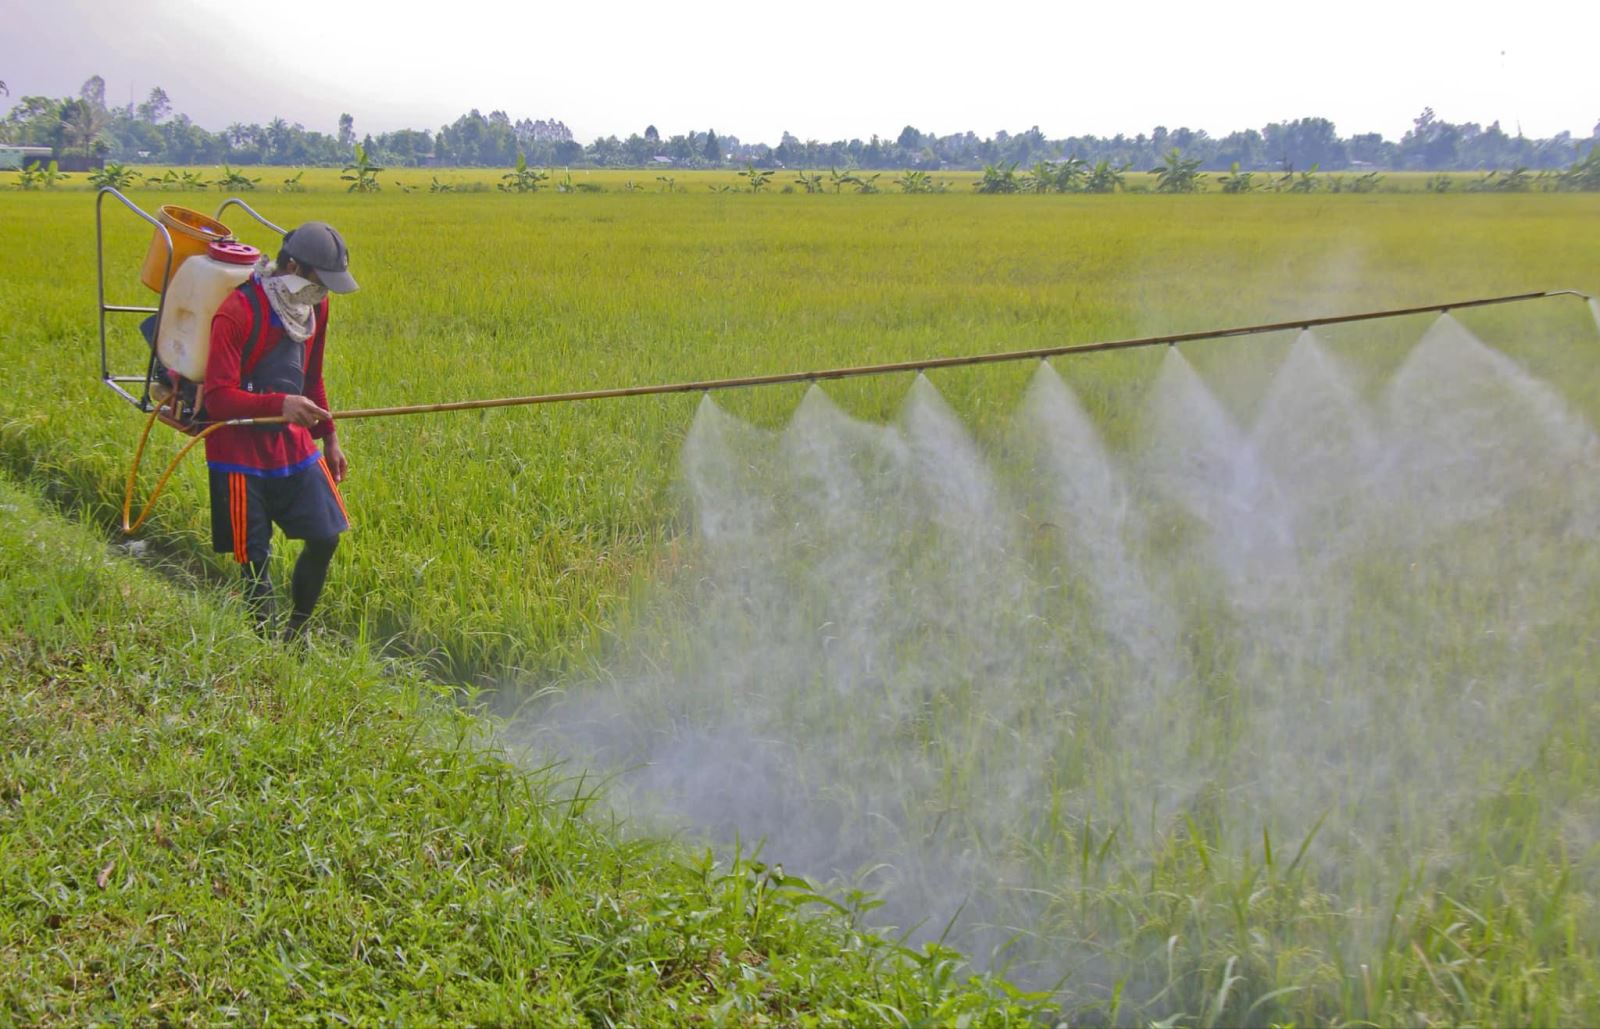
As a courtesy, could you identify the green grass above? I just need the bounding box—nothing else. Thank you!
[0,469,1042,1023]
[4,185,1600,1022]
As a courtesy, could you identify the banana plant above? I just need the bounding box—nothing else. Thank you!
[973,162,1020,194]
[341,143,384,193]
[1084,160,1128,193]
[1559,148,1600,191]
[1217,162,1255,193]
[1051,156,1087,192]
[88,161,139,190]
[498,152,548,193]
[1349,171,1383,193]
[1022,160,1056,194]
[1469,166,1531,193]
[144,168,206,191]
[893,169,932,194]
[793,171,824,194]
[15,161,70,190]
[1153,149,1205,193]
[212,164,261,191]
[737,163,774,192]
[1287,163,1320,193]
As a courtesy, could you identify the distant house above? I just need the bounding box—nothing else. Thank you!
[651,156,674,166]
[0,145,54,170]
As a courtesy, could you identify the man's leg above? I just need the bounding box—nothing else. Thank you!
[242,559,276,633]
[280,455,349,640]
[285,536,339,639]
[212,468,275,633]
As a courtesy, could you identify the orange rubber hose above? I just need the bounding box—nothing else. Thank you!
[121,408,225,535]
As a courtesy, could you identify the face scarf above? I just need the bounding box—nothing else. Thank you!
[254,255,326,343]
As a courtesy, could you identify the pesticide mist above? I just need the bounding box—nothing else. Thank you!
[513,315,1600,1007]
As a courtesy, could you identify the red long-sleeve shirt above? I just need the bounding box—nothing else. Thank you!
[203,277,336,476]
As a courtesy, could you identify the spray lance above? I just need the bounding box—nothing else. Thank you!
[120,288,1598,536]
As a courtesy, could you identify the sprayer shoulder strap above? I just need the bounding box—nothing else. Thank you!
[238,282,270,383]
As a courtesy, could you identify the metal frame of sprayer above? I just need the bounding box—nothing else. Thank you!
[94,186,284,421]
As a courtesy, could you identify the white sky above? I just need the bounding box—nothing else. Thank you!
[3,0,1596,144]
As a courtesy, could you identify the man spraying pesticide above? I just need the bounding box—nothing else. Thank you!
[199,222,357,639]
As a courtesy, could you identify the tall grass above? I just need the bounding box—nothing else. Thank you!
[0,470,1043,1023]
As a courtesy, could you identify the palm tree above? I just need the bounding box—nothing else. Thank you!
[58,97,109,152]
[266,118,290,162]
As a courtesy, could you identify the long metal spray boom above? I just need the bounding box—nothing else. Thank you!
[120,287,1596,535]
[226,288,1595,427]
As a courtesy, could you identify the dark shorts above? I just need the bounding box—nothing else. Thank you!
[210,457,350,564]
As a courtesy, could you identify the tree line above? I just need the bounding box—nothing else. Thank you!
[3,76,1596,173]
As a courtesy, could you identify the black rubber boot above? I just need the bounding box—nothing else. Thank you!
[284,536,339,640]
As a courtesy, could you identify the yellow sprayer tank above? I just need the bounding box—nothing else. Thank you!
[155,241,260,381]
[140,205,233,293]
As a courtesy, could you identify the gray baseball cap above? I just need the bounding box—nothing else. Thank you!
[281,221,359,294]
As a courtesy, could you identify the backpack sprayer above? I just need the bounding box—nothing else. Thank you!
[97,187,1600,537]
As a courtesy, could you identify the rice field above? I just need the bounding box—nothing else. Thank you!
[3,181,1600,1022]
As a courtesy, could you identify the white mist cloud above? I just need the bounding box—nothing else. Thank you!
[513,318,1600,998]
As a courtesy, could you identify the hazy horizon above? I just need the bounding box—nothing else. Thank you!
[5,0,1596,146]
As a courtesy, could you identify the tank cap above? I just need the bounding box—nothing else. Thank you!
[207,240,260,265]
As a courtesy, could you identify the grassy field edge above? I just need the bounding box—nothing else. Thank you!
[0,469,1041,1024]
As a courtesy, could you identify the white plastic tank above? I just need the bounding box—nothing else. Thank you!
[156,240,260,381]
